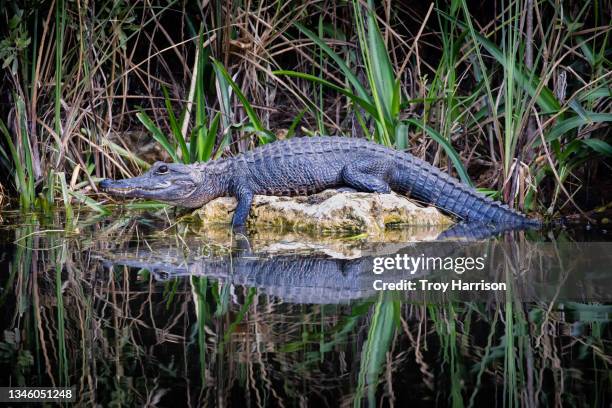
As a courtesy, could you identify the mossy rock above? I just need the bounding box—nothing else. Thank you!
[192,189,452,236]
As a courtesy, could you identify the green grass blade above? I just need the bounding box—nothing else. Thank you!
[287,108,307,139]
[0,119,27,199]
[162,86,189,162]
[54,0,66,146]
[136,110,179,162]
[17,99,35,204]
[355,296,398,407]
[212,58,274,143]
[582,139,612,157]
[351,0,393,145]
[195,29,214,161]
[294,22,369,100]
[208,112,221,145]
[439,11,561,114]
[124,201,169,211]
[366,5,396,121]
[274,70,378,118]
[577,87,612,103]
[542,113,612,143]
[57,172,73,221]
[68,189,111,214]
[214,58,233,133]
[404,119,473,186]
[0,141,9,167]
[100,138,150,169]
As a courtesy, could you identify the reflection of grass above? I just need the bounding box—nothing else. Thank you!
[0,213,610,405]
[191,276,208,385]
[54,241,69,386]
[355,294,398,408]
[430,303,464,408]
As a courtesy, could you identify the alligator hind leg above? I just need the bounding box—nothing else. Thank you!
[341,161,392,193]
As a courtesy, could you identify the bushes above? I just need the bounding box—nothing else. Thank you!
[0,0,609,216]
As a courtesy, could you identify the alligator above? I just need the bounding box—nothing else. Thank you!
[100,137,540,228]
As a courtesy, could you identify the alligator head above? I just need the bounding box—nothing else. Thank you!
[99,162,220,208]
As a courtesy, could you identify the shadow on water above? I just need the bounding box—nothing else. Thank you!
[0,210,610,406]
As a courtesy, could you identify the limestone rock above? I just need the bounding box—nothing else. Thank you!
[192,189,452,235]
[175,225,450,257]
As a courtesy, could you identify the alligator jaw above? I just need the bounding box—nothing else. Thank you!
[99,177,201,205]
[99,179,167,197]
[102,186,141,196]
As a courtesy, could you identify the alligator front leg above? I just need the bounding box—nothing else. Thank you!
[231,188,254,230]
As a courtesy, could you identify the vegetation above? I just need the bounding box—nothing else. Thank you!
[1,2,610,406]
[0,212,610,406]
[0,0,610,218]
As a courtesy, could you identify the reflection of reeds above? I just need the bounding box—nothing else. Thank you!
[0,216,609,405]
[0,181,5,217]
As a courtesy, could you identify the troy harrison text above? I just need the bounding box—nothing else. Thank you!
[373,279,506,292]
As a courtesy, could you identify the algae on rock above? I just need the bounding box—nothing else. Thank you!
[192,189,452,236]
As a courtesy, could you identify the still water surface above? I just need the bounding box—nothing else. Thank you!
[0,210,610,406]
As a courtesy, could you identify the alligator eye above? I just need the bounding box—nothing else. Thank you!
[157,165,169,174]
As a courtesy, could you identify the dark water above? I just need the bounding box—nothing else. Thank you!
[0,209,610,407]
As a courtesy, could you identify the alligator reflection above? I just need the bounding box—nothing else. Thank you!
[98,222,545,305]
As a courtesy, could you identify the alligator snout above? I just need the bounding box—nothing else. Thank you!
[99,178,134,193]
[99,178,138,194]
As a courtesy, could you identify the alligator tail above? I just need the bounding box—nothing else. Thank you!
[392,155,541,226]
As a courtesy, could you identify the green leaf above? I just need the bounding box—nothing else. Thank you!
[356,297,398,406]
[100,137,150,169]
[582,139,612,157]
[212,58,273,144]
[273,70,378,118]
[294,22,369,100]
[69,189,110,214]
[404,119,473,186]
[125,201,170,210]
[208,112,221,145]
[195,29,213,162]
[0,139,9,165]
[577,87,612,103]
[162,86,189,163]
[0,118,27,194]
[367,7,396,121]
[394,122,409,150]
[287,108,307,139]
[136,110,179,162]
[542,113,612,143]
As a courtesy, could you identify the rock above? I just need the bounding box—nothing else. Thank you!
[191,189,452,235]
[174,223,450,257]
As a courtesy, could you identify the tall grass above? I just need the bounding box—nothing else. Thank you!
[0,0,609,217]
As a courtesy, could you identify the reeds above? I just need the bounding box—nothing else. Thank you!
[0,1,610,216]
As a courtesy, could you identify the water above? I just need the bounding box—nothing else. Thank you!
[0,209,610,406]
